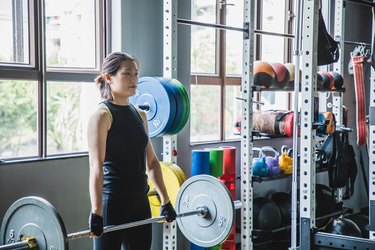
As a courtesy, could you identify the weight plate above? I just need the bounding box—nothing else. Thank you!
[168,163,187,185]
[165,79,185,135]
[169,78,190,134]
[130,77,177,137]
[0,196,68,250]
[166,164,184,186]
[148,162,182,217]
[176,175,234,248]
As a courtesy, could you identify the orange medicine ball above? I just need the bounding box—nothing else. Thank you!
[253,60,275,89]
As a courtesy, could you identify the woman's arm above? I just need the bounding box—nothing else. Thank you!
[87,107,111,216]
[139,111,170,205]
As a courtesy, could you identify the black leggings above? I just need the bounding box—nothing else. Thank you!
[93,193,152,250]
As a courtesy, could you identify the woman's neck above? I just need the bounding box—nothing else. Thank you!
[111,96,130,106]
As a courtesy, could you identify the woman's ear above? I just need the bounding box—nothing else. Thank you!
[104,73,112,84]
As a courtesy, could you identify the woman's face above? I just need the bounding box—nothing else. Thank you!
[108,59,139,99]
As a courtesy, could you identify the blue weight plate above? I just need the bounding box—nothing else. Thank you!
[162,78,185,135]
[130,77,177,137]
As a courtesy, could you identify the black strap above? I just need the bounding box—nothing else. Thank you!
[274,111,291,135]
[359,145,369,197]
[317,9,340,66]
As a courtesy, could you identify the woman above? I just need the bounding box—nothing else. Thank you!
[87,52,176,249]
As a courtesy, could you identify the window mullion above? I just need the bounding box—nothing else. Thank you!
[219,2,226,141]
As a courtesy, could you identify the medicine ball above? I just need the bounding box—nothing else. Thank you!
[344,213,369,238]
[270,192,291,225]
[253,197,282,230]
[253,61,275,89]
[324,217,362,237]
[270,63,290,89]
[328,71,344,90]
[317,73,324,90]
[318,71,334,90]
[283,63,301,89]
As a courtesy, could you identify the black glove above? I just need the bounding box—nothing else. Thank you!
[160,201,177,222]
[89,212,103,237]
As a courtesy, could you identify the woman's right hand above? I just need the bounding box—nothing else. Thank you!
[89,212,103,237]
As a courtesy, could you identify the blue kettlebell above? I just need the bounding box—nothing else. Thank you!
[261,146,281,176]
[252,147,269,177]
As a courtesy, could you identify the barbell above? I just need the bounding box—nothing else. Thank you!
[0,175,241,249]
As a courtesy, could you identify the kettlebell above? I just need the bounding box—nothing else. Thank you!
[279,145,293,175]
[252,147,269,177]
[261,146,281,176]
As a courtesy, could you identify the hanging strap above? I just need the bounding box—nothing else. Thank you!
[351,55,367,146]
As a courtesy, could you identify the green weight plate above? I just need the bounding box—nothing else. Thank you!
[0,196,68,250]
[169,78,190,134]
[176,175,234,248]
[164,79,185,135]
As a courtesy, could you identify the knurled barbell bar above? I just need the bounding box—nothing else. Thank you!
[0,175,242,249]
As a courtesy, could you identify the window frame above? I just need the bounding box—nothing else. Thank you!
[0,0,108,160]
[190,0,295,143]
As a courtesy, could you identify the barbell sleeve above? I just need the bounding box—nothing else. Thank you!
[67,207,207,241]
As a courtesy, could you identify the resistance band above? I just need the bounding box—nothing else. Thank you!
[351,55,367,146]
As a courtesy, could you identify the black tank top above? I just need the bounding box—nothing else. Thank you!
[101,101,149,195]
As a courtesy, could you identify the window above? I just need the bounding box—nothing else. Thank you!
[0,1,106,160]
[0,0,30,64]
[0,80,37,158]
[45,0,96,68]
[190,0,294,143]
[47,81,100,155]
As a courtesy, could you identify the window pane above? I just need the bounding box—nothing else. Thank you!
[0,80,37,158]
[225,85,241,139]
[0,0,29,64]
[260,35,286,62]
[191,0,216,74]
[262,0,286,33]
[47,82,101,155]
[226,31,243,75]
[261,92,289,110]
[225,1,243,75]
[190,85,220,142]
[45,0,96,68]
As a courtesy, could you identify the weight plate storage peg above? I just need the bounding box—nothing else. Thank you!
[176,175,235,248]
[129,77,177,137]
[0,196,68,250]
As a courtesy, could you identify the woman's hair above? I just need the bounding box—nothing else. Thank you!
[95,52,139,100]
